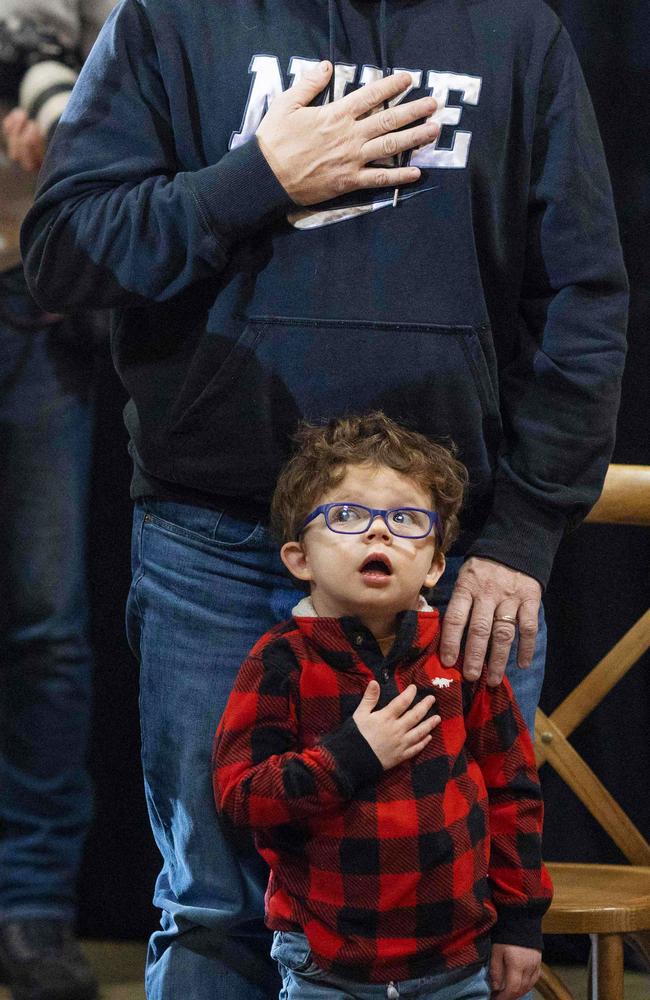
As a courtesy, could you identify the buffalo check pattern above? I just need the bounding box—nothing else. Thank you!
[213,609,552,983]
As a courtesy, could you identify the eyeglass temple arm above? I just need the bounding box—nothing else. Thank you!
[298,506,325,534]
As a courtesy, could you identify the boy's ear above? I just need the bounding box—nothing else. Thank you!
[280,540,313,582]
[424,551,445,590]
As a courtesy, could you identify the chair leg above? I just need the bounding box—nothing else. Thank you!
[627,929,650,970]
[591,933,624,1000]
[535,962,575,1000]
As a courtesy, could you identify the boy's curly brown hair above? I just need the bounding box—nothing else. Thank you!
[271,412,468,553]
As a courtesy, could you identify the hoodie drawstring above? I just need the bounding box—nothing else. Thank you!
[326,0,401,207]
[379,0,389,80]
[378,0,401,206]
[327,0,336,104]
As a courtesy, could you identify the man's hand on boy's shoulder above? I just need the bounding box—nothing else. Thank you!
[489,943,541,1000]
[439,557,542,687]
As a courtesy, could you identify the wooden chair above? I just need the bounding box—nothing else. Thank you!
[535,465,650,1000]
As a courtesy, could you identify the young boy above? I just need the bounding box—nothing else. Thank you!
[213,412,553,1000]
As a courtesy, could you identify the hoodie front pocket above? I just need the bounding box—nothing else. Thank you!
[171,316,502,500]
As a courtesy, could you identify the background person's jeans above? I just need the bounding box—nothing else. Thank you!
[272,930,491,999]
[0,272,94,923]
[127,504,546,999]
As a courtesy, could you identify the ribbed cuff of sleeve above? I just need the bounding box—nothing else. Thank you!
[320,717,385,796]
[184,137,293,249]
[465,481,569,588]
[492,906,545,953]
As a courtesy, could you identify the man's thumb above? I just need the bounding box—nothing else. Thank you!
[290,61,332,106]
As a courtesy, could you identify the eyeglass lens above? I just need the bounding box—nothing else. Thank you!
[325,504,431,537]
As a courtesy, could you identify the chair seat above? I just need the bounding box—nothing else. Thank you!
[542,863,650,934]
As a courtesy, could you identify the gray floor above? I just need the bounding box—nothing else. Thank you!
[0,941,648,999]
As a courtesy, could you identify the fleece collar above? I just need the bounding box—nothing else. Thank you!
[291,596,440,672]
[292,594,434,617]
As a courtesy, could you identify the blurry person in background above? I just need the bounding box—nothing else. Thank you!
[0,3,115,999]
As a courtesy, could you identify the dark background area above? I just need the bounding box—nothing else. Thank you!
[77,0,650,966]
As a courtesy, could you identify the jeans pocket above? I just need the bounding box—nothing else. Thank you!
[141,498,266,550]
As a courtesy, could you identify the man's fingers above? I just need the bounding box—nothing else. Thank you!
[358,94,438,140]
[439,588,473,666]
[517,599,540,668]
[287,60,333,108]
[462,600,496,680]
[355,165,421,190]
[361,120,439,165]
[486,604,518,686]
[341,70,414,118]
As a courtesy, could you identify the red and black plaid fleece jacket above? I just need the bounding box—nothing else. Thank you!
[213,608,552,984]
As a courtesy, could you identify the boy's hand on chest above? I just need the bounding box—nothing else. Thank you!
[352,680,442,770]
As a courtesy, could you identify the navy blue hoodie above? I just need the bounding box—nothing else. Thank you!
[21,0,628,586]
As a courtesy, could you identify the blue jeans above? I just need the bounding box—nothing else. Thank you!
[0,269,94,922]
[127,503,546,999]
[272,931,491,999]
[127,500,298,999]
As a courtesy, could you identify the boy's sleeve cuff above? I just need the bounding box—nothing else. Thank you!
[492,906,545,953]
[184,137,294,249]
[320,717,385,796]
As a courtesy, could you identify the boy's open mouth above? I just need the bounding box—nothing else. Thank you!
[360,553,393,576]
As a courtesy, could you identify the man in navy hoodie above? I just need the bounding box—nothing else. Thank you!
[21,1,628,998]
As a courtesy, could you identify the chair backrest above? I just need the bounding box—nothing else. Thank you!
[534,465,650,866]
[584,464,650,527]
